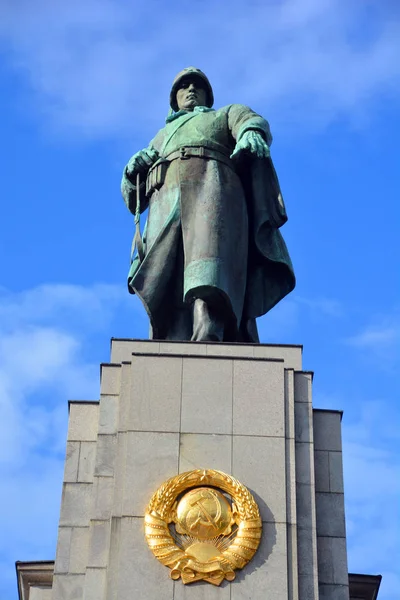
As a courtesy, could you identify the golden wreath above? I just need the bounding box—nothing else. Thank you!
[144,469,262,586]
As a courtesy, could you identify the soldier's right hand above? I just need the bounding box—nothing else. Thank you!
[126,151,150,177]
[126,146,159,179]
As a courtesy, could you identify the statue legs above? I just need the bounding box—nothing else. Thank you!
[146,232,237,342]
[191,298,224,342]
[158,298,225,342]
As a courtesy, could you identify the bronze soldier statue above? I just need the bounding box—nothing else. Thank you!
[121,67,295,342]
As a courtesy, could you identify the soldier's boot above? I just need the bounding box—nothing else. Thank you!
[191,298,224,342]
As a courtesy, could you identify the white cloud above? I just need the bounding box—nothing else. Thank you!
[345,309,400,370]
[258,292,343,343]
[0,283,127,331]
[295,295,343,318]
[347,325,399,348]
[0,325,94,466]
[0,282,133,466]
[0,0,399,138]
[0,283,135,599]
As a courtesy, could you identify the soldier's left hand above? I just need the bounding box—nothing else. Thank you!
[230,131,270,161]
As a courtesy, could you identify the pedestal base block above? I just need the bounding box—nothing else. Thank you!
[49,340,349,600]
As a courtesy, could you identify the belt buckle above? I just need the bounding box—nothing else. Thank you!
[180,147,189,160]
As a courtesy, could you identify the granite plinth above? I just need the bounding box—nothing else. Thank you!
[48,340,348,600]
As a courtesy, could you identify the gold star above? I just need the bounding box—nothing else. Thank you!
[200,470,208,482]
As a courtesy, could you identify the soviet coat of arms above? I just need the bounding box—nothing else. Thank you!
[144,469,262,586]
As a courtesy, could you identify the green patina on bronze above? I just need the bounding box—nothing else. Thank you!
[121,67,295,342]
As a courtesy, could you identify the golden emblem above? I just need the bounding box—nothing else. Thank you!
[144,469,262,585]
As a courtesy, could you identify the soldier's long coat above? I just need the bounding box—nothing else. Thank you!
[121,104,295,341]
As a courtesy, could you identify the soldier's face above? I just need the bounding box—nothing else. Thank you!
[176,77,207,111]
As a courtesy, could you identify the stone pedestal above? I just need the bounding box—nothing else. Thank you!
[50,340,349,600]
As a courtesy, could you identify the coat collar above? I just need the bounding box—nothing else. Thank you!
[166,105,215,123]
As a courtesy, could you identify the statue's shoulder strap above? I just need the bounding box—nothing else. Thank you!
[160,112,199,156]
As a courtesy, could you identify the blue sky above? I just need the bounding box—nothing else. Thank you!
[0,0,399,598]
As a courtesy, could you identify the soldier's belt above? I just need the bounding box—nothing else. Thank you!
[165,146,233,169]
[146,146,234,198]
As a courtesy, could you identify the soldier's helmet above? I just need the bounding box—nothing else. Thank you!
[170,67,214,112]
